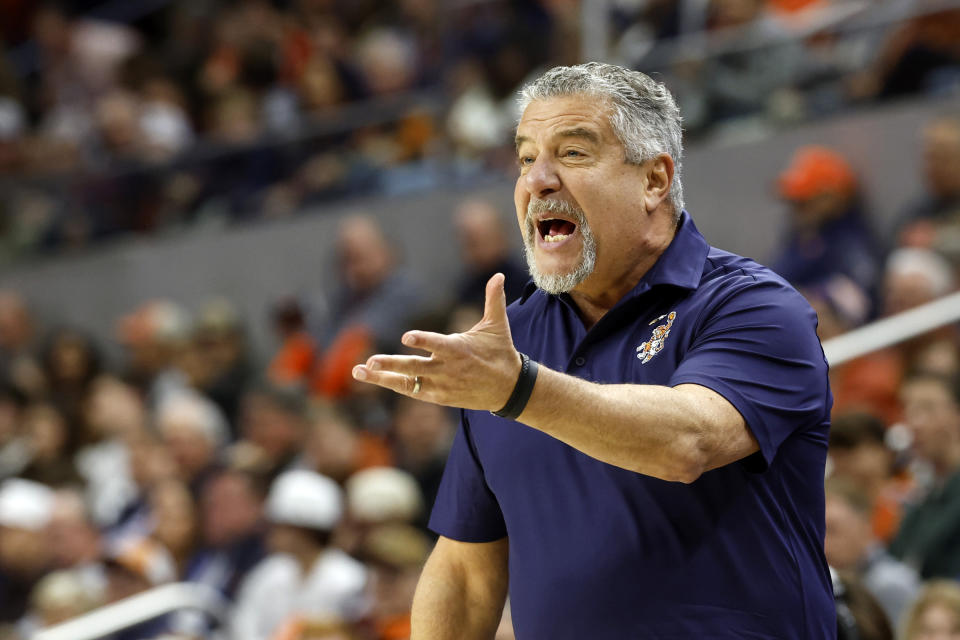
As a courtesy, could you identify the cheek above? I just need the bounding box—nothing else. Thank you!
[514,178,529,228]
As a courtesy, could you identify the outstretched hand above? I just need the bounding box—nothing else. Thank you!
[352,273,522,411]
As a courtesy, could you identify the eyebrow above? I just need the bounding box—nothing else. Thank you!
[515,127,601,151]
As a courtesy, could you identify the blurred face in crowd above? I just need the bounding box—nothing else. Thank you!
[923,119,960,199]
[159,417,216,481]
[24,404,68,462]
[150,481,197,560]
[829,441,891,498]
[514,95,671,298]
[127,431,177,490]
[0,292,33,351]
[84,377,147,440]
[337,217,394,293]
[902,377,960,470]
[911,603,960,640]
[823,493,871,570]
[0,525,49,577]
[306,413,357,482]
[201,471,262,547]
[241,393,304,462]
[46,331,95,385]
[46,491,100,568]
[393,398,453,464]
[456,200,510,271]
[883,269,938,317]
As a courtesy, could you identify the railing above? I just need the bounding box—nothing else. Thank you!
[822,291,960,366]
[32,582,230,640]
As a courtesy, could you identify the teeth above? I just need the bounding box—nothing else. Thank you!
[544,234,569,243]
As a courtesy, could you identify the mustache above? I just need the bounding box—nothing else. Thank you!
[526,198,585,222]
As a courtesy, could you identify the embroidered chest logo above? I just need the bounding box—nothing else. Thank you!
[636,311,677,364]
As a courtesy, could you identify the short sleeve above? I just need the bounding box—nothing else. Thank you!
[669,277,830,471]
[428,411,507,542]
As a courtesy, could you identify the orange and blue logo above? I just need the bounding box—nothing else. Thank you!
[636,311,676,364]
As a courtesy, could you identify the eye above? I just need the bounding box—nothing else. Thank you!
[518,155,535,166]
[563,149,583,158]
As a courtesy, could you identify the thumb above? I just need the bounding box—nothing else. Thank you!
[482,273,508,325]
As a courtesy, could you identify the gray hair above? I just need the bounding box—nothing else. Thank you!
[518,62,684,214]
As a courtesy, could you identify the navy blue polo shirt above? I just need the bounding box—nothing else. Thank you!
[429,211,835,639]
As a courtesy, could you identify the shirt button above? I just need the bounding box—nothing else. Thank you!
[574,356,586,366]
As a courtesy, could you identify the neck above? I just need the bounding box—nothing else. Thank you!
[568,218,677,329]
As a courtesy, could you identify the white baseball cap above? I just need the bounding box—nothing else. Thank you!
[266,470,343,531]
[345,466,423,524]
[0,478,55,531]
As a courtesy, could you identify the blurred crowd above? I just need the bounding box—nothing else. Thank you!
[0,198,527,640]
[1,0,959,258]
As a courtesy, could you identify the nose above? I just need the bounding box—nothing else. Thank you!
[523,155,562,199]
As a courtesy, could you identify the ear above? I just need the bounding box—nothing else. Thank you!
[643,154,674,213]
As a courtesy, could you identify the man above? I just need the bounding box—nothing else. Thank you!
[889,373,960,579]
[230,469,368,640]
[353,63,834,638]
[824,478,919,627]
[895,114,960,247]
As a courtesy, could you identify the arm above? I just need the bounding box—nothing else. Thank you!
[517,373,756,483]
[353,275,758,483]
[412,536,509,640]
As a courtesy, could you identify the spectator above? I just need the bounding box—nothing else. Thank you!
[156,389,228,495]
[831,248,957,423]
[824,478,920,627]
[45,489,104,596]
[453,198,528,307]
[237,383,308,481]
[889,373,960,578]
[40,327,102,442]
[116,299,193,404]
[231,470,368,640]
[901,580,960,640]
[897,114,960,252]
[189,468,267,600]
[357,523,431,640]
[303,405,392,484]
[19,403,79,487]
[0,479,54,623]
[188,298,252,429]
[828,412,913,544]
[0,292,43,400]
[310,215,425,399]
[390,397,454,525]
[268,296,317,390]
[771,145,880,301]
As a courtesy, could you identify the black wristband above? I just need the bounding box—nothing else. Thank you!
[492,352,539,420]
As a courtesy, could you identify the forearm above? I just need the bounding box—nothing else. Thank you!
[411,538,509,640]
[517,366,755,482]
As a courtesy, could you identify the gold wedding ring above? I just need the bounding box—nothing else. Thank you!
[412,375,423,395]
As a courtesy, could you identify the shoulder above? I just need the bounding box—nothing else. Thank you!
[698,248,815,319]
[246,553,299,586]
[236,553,298,601]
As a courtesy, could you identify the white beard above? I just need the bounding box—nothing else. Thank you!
[523,198,597,295]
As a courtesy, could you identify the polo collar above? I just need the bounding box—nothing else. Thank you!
[634,209,709,293]
[520,210,709,303]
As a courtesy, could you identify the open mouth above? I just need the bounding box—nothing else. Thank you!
[537,218,577,243]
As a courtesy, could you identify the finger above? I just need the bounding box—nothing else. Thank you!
[482,273,508,324]
[352,366,418,395]
[365,354,432,376]
[401,330,455,353]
